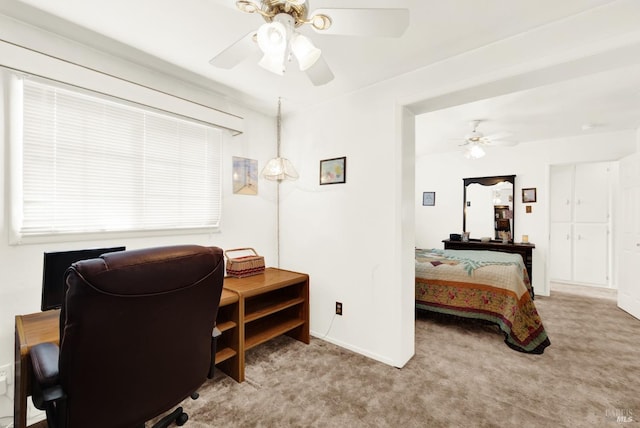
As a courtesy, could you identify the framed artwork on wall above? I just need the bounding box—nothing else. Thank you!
[232,157,258,195]
[422,191,436,206]
[522,188,537,203]
[320,156,346,185]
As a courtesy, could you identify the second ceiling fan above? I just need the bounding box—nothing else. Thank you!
[458,120,515,159]
[209,0,410,86]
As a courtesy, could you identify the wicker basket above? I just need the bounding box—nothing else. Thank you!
[225,248,265,278]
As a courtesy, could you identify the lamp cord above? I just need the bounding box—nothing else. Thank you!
[276,97,282,268]
[276,97,282,157]
[276,179,280,268]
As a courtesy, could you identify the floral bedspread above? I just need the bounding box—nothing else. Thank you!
[415,249,550,354]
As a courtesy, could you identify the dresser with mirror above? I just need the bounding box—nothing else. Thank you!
[443,174,535,296]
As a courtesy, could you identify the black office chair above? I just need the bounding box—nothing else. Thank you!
[28,245,224,428]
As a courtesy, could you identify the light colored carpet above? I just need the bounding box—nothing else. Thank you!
[551,281,617,301]
[161,288,639,427]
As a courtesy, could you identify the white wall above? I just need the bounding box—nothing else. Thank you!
[278,95,415,367]
[0,17,278,373]
[415,130,637,296]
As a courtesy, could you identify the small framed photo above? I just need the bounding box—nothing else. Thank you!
[422,191,436,206]
[320,157,346,185]
[522,188,537,203]
[232,157,258,195]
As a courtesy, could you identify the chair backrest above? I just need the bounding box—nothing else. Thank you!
[59,245,224,428]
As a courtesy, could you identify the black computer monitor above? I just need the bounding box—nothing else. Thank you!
[41,246,126,311]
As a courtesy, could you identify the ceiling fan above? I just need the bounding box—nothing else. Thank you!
[209,0,410,86]
[458,120,515,159]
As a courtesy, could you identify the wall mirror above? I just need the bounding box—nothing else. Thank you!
[463,175,515,242]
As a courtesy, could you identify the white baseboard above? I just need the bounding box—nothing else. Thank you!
[310,330,397,367]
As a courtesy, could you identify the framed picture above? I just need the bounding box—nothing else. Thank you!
[320,156,346,185]
[522,188,537,203]
[422,191,436,206]
[232,157,258,195]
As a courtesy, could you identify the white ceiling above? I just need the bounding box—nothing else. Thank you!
[2,0,640,153]
[415,63,640,156]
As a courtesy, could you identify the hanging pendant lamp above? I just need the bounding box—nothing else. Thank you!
[261,98,299,181]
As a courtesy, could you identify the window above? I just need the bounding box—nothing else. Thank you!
[11,76,222,242]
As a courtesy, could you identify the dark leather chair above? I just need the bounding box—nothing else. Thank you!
[29,245,225,428]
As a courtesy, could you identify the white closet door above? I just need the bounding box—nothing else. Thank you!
[549,165,573,222]
[549,161,611,287]
[618,250,640,320]
[573,223,608,285]
[549,222,572,281]
[618,156,640,320]
[574,162,610,223]
[620,186,639,252]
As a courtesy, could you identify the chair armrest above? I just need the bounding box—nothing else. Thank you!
[30,342,66,416]
[30,342,60,388]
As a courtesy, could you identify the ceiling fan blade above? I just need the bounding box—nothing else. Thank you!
[208,0,240,10]
[310,8,409,37]
[209,31,256,69]
[487,140,518,147]
[305,56,334,86]
[484,132,513,141]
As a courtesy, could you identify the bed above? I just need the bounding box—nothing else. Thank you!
[415,248,550,354]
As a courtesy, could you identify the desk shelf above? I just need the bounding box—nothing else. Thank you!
[223,268,310,382]
[215,347,237,364]
[216,319,237,333]
[244,296,305,323]
[245,313,306,350]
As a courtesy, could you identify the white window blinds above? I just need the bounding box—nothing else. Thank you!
[15,77,222,239]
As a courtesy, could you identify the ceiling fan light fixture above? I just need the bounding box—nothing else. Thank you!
[214,4,409,86]
[464,144,486,159]
[258,52,286,75]
[291,33,321,71]
[257,21,288,54]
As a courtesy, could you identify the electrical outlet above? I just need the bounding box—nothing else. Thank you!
[0,364,9,396]
[0,364,9,383]
[335,301,343,315]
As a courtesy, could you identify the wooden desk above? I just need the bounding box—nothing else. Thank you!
[14,309,60,428]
